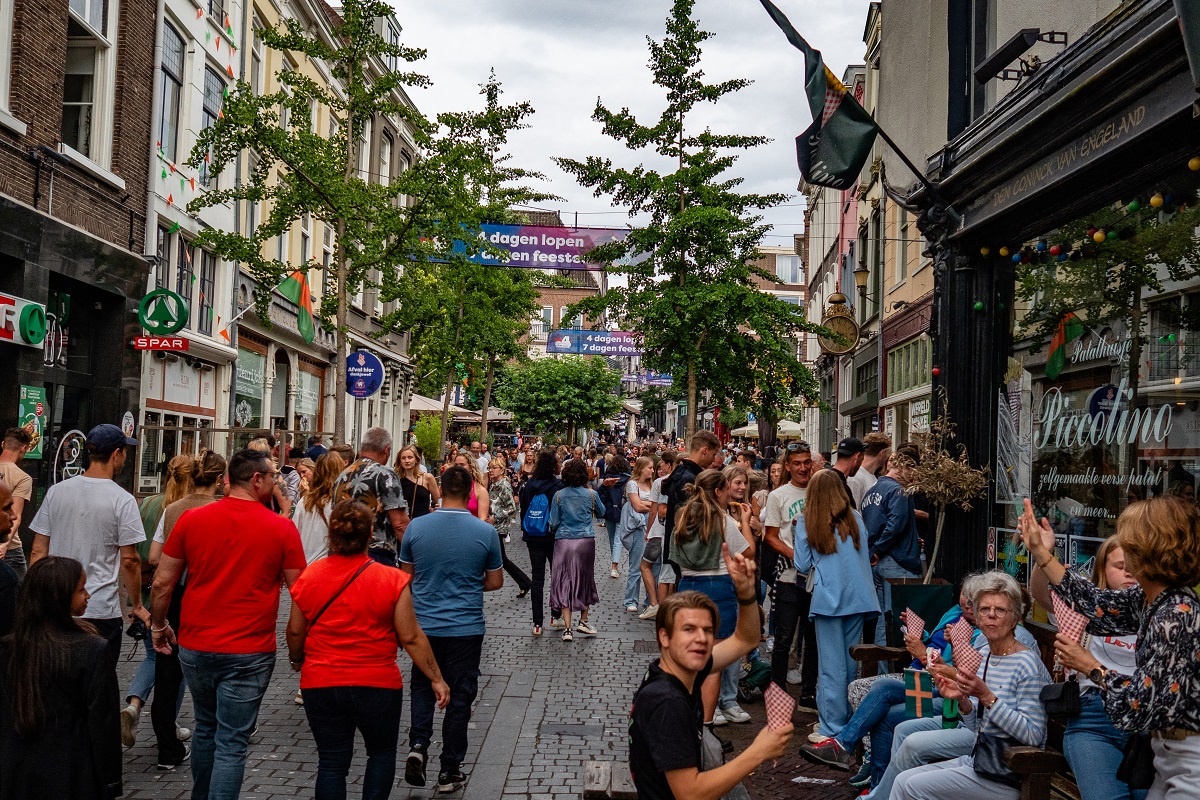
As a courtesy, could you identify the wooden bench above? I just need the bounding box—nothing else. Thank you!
[850,624,1081,800]
[583,760,637,800]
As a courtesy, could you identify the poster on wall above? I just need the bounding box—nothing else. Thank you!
[17,385,46,459]
[1068,535,1107,574]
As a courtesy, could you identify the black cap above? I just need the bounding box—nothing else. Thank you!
[86,423,138,455]
[836,437,866,457]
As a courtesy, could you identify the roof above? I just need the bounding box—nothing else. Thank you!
[512,209,565,227]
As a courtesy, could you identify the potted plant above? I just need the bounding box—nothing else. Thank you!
[901,387,990,583]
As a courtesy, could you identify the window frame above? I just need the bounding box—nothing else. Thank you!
[0,0,22,132]
[176,236,195,330]
[158,21,185,162]
[199,65,224,188]
[198,248,216,335]
[62,0,118,168]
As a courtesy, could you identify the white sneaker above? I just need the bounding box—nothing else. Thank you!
[576,620,598,636]
[711,709,729,726]
[610,568,620,579]
[504,534,511,543]
[786,667,804,685]
[120,704,139,748]
[720,704,752,724]
[625,604,639,613]
[638,604,659,620]
[176,726,192,742]
[764,635,775,652]
[808,722,826,743]
[548,617,565,629]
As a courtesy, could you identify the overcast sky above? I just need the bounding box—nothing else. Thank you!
[391,0,874,251]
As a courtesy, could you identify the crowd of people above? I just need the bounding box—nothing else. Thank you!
[0,420,1195,800]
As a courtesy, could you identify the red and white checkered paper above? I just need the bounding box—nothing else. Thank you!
[1052,592,1089,644]
[764,682,796,730]
[904,608,926,638]
[948,618,983,676]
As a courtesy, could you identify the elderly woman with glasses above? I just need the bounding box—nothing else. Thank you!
[886,570,1052,800]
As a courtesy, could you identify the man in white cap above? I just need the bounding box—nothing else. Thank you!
[30,423,147,671]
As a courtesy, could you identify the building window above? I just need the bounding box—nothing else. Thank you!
[559,307,582,329]
[855,358,878,398]
[531,307,552,341]
[886,337,932,397]
[199,66,223,188]
[155,225,171,288]
[246,150,260,234]
[357,116,371,180]
[63,0,117,166]
[398,151,411,206]
[250,18,264,95]
[158,22,185,162]
[379,133,392,187]
[276,225,289,266]
[322,226,334,297]
[198,249,216,335]
[300,213,312,265]
[176,238,194,329]
[385,23,401,72]
[896,208,910,283]
[775,254,801,284]
[0,0,18,119]
[207,0,224,19]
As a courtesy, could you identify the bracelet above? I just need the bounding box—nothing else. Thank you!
[736,594,758,606]
[151,625,168,633]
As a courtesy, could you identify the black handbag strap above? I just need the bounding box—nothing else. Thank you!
[308,560,372,629]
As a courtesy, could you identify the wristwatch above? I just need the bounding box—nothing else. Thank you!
[1089,667,1106,685]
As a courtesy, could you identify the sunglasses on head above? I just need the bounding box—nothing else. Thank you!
[785,442,811,453]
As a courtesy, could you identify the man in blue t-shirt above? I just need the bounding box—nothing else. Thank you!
[399,465,503,793]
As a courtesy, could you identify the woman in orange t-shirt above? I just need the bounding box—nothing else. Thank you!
[286,500,449,799]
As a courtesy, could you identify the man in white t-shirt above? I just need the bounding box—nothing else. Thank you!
[29,423,148,672]
[847,432,891,508]
[762,442,816,699]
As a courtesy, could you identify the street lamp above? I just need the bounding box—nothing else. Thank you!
[853,261,870,301]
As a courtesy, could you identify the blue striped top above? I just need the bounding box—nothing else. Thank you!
[962,644,1052,746]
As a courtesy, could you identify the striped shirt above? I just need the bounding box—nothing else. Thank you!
[962,645,1052,746]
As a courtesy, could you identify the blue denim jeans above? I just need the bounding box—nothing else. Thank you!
[179,649,275,800]
[410,635,483,773]
[813,614,868,738]
[836,676,943,785]
[865,715,972,799]
[620,528,647,607]
[304,686,403,800]
[719,659,740,709]
[872,556,920,651]
[1063,690,1148,800]
[603,519,622,565]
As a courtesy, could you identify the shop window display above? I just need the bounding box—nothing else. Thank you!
[997,170,1200,577]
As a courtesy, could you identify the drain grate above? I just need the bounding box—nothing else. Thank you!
[540,723,604,738]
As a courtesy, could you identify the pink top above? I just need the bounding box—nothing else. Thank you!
[468,482,480,516]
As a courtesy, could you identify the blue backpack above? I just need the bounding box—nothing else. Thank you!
[522,492,551,537]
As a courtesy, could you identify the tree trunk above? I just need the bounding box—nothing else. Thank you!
[334,222,349,444]
[686,358,698,442]
[437,298,467,461]
[923,505,946,583]
[480,358,495,441]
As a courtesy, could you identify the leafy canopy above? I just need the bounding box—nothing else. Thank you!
[495,356,622,436]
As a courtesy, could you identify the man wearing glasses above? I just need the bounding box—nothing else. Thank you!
[150,449,306,797]
[762,442,818,702]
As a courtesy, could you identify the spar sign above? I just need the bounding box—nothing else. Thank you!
[454,224,630,270]
[0,292,47,348]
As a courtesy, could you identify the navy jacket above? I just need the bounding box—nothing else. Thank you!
[860,475,921,574]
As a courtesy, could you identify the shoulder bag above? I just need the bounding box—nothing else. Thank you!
[971,655,1022,788]
[1116,731,1155,790]
[291,560,373,667]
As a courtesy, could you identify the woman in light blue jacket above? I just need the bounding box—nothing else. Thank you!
[795,469,880,739]
[548,459,606,642]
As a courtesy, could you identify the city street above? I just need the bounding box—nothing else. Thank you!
[116,530,856,800]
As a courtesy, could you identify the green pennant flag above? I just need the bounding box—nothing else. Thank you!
[168,221,181,234]
[1176,0,1200,91]
[161,166,167,179]
[757,0,880,189]
[277,269,316,344]
[904,669,934,719]
[1045,311,1086,380]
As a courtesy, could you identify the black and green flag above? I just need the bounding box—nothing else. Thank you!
[757,0,880,189]
[1177,0,1200,91]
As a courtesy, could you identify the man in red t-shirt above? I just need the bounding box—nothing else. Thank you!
[150,449,306,795]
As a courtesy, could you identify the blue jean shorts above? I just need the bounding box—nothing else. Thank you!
[678,574,737,639]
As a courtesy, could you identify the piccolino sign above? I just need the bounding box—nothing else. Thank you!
[1035,378,1172,450]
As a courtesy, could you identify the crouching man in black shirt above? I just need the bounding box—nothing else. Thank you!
[629,544,792,800]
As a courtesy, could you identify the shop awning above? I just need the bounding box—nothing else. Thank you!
[729,423,759,437]
[409,394,477,418]
[777,419,806,437]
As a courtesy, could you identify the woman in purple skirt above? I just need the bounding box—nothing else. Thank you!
[548,459,606,642]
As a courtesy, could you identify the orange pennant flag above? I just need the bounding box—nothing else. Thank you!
[168,162,176,173]
[215,37,220,51]
[196,6,203,17]
[226,63,234,78]
[189,177,196,191]
[167,194,173,205]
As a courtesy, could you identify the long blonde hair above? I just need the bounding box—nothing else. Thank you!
[164,455,196,505]
[453,453,486,486]
[802,469,860,554]
[631,456,654,484]
[674,469,727,546]
[394,445,422,482]
[303,452,345,514]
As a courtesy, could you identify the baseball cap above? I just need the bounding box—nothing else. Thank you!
[86,423,138,455]
[836,437,866,457]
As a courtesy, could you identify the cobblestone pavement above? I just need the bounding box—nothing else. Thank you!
[118,528,858,799]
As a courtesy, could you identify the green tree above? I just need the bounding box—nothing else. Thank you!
[495,356,622,442]
[189,0,543,442]
[412,413,443,464]
[555,0,820,440]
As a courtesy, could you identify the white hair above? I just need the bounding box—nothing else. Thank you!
[360,426,392,455]
[970,570,1025,618]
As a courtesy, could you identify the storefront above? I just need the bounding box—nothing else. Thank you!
[881,296,933,443]
[917,0,1200,582]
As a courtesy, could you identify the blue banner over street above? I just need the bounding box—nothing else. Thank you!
[546,329,642,356]
[454,224,630,270]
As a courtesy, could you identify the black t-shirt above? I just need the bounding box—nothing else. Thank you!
[661,459,703,560]
[829,464,857,509]
[629,657,712,800]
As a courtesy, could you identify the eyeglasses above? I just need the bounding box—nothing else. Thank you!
[786,442,812,453]
[977,606,1014,618]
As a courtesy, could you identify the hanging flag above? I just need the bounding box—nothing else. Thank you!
[215,36,220,51]
[276,270,316,344]
[189,177,196,191]
[1045,312,1086,380]
[903,669,934,719]
[167,193,174,206]
[180,178,186,192]
[169,162,176,173]
[757,0,880,189]
[217,316,230,342]
[161,166,167,179]
[1177,1,1200,91]
[206,31,211,42]
[168,221,182,234]
[195,6,203,17]
[227,63,235,78]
